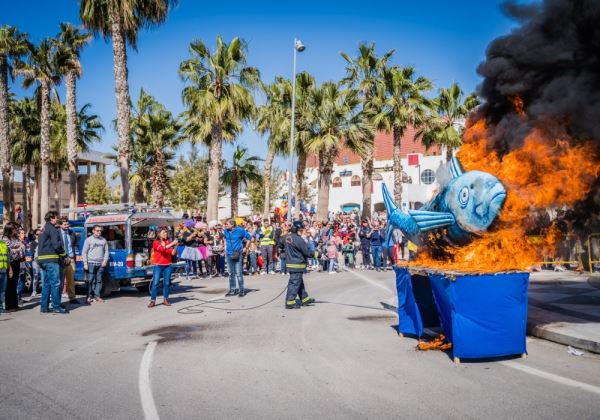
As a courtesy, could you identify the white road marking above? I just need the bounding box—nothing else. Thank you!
[346,268,600,395]
[342,267,394,293]
[139,341,160,420]
[500,361,600,396]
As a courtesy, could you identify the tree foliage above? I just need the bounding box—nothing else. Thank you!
[84,172,111,204]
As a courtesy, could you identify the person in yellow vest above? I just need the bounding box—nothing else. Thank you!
[0,240,9,314]
[259,219,276,275]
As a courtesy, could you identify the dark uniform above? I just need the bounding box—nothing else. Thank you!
[283,221,315,309]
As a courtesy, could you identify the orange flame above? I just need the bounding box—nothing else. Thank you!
[508,95,526,117]
[411,118,600,273]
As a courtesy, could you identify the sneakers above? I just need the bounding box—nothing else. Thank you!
[225,289,239,297]
[301,297,315,306]
[238,289,247,298]
[285,300,301,309]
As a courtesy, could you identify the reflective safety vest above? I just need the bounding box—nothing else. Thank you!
[260,226,275,246]
[0,241,8,271]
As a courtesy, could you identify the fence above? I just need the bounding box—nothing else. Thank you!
[531,233,600,273]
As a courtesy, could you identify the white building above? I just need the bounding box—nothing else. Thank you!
[304,127,448,214]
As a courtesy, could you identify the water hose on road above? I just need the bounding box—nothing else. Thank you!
[176,285,288,314]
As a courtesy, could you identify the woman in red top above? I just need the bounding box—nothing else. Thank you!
[148,228,178,308]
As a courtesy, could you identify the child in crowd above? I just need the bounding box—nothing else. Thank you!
[327,240,338,274]
[246,237,259,275]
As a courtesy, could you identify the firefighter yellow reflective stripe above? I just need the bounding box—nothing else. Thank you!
[0,242,8,270]
[38,254,59,260]
[286,263,306,269]
[286,300,297,305]
[301,297,311,303]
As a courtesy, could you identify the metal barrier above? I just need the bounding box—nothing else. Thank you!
[587,233,600,274]
[530,234,585,272]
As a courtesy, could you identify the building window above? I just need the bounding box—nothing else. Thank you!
[420,169,435,185]
[350,175,361,187]
[402,171,412,184]
[332,177,342,188]
[372,173,383,181]
[339,169,352,177]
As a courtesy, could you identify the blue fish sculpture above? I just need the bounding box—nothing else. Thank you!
[384,156,507,246]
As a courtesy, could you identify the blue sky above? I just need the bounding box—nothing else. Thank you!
[4,0,524,173]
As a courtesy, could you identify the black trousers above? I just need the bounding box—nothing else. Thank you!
[361,245,371,266]
[5,261,20,310]
[286,271,308,302]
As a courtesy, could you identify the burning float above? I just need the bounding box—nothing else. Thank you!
[387,0,600,362]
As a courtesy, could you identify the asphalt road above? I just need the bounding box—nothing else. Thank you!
[1,269,599,419]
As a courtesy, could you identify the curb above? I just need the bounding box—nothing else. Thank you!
[527,306,600,354]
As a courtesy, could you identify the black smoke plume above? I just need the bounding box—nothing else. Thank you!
[475,0,600,235]
[477,0,600,153]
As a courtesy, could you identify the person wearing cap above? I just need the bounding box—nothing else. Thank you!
[283,220,315,309]
[223,219,252,297]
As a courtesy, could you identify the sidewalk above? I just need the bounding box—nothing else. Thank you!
[528,271,600,353]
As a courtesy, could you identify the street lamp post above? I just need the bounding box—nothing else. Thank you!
[287,38,305,222]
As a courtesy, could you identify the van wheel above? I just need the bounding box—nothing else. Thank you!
[100,271,112,297]
[135,284,149,293]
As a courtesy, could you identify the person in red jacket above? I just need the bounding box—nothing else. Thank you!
[148,228,178,308]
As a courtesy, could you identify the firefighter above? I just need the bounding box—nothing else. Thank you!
[283,220,315,309]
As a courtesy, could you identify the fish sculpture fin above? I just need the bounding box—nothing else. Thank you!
[408,209,455,231]
[449,155,464,179]
[382,182,397,215]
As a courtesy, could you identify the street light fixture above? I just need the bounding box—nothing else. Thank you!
[288,38,305,222]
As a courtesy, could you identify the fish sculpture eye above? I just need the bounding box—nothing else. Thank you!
[458,187,469,208]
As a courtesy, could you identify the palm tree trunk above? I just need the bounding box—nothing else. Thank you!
[293,152,307,219]
[151,153,166,208]
[134,185,145,203]
[361,147,374,219]
[110,3,132,203]
[53,171,60,212]
[393,125,403,205]
[65,71,79,215]
[32,166,40,227]
[316,150,333,221]
[207,124,222,221]
[40,82,51,219]
[230,173,239,218]
[445,145,453,162]
[22,165,30,232]
[262,146,275,220]
[0,54,14,224]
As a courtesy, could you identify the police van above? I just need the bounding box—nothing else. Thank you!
[62,204,184,296]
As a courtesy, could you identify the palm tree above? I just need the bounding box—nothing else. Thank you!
[80,0,177,203]
[374,66,432,204]
[418,82,479,161]
[179,36,260,221]
[17,38,61,220]
[291,72,317,219]
[133,109,182,208]
[49,102,103,211]
[0,25,30,223]
[107,89,179,206]
[256,77,292,219]
[55,22,92,211]
[221,145,262,217]
[341,42,394,219]
[9,97,40,231]
[305,82,374,220]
